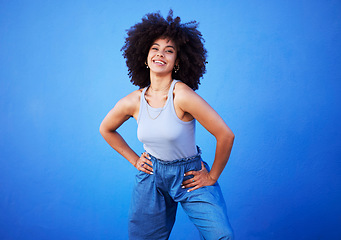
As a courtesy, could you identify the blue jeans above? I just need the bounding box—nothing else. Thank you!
[128,150,234,240]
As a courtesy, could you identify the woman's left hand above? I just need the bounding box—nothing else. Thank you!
[181,161,217,192]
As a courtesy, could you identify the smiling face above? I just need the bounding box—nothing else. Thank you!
[147,38,178,76]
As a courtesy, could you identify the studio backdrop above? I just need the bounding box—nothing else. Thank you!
[1,0,340,239]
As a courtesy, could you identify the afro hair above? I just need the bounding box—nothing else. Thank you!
[121,10,207,90]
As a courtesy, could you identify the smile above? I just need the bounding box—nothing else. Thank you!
[153,60,166,65]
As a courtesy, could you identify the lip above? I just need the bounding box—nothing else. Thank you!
[152,59,166,65]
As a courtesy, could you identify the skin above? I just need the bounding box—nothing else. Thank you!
[100,38,235,192]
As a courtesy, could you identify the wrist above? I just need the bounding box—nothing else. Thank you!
[132,157,139,168]
[208,172,218,183]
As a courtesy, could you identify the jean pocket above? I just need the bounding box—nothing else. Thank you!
[135,170,151,183]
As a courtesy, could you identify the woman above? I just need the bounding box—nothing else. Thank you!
[100,10,235,240]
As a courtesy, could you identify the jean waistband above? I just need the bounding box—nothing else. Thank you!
[148,146,202,165]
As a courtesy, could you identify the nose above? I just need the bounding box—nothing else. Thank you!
[156,51,164,57]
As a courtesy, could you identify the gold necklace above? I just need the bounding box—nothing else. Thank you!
[145,83,171,120]
[146,102,164,120]
[149,81,172,92]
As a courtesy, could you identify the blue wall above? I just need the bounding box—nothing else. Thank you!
[1,0,340,239]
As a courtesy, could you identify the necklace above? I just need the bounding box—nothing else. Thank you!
[145,82,171,120]
[146,102,164,120]
[149,81,172,92]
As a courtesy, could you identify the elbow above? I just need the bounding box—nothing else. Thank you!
[226,131,235,144]
[99,123,107,137]
[229,131,235,141]
[99,123,117,137]
[217,127,235,144]
[99,125,104,137]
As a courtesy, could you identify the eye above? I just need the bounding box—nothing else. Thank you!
[166,50,174,53]
[151,47,158,51]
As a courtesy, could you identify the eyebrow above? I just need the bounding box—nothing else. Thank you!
[152,43,176,50]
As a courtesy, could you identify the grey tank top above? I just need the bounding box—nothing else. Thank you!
[137,80,198,161]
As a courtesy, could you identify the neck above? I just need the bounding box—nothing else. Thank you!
[149,73,173,92]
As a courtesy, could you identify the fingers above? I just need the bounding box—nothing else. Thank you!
[182,180,196,190]
[187,184,201,192]
[136,152,153,174]
[182,169,201,190]
[182,177,197,187]
[142,152,153,167]
[181,176,202,192]
[182,161,211,192]
[141,163,153,174]
[184,170,199,177]
[183,162,206,176]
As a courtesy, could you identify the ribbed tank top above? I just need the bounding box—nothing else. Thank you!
[137,80,198,161]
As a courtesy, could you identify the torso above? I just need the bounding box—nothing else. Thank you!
[136,80,197,160]
[130,81,194,122]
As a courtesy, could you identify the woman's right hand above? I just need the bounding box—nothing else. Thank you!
[134,152,153,174]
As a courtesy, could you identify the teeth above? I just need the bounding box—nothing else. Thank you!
[154,60,165,65]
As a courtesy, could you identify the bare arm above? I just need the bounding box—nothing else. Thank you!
[175,83,235,190]
[99,90,153,173]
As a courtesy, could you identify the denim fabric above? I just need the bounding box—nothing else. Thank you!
[128,150,234,240]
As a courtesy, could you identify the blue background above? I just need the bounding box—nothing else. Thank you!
[1,0,340,239]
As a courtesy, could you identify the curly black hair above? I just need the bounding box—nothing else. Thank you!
[121,10,207,90]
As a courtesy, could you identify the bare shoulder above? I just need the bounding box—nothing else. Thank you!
[174,81,202,104]
[118,89,141,105]
[121,89,142,104]
[174,81,197,99]
[173,81,209,122]
[116,89,142,117]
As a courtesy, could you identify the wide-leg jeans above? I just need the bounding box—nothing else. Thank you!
[128,151,234,240]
